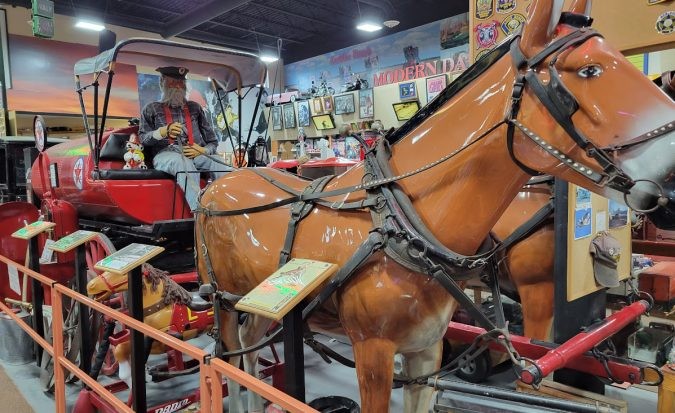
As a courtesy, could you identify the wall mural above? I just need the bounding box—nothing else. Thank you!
[138,74,268,152]
[6,34,139,117]
[285,13,469,93]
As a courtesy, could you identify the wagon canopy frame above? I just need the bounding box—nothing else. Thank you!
[73,37,268,172]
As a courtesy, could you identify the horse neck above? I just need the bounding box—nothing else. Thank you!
[388,55,530,255]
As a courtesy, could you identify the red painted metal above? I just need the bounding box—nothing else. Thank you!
[0,202,38,300]
[268,159,299,170]
[30,126,191,225]
[446,301,652,385]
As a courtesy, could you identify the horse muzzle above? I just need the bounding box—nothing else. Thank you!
[645,178,675,230]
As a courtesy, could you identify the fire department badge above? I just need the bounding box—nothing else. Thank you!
[475,0,494,20]
[475,21,500,49]
[656,11,675,34]
[73,157,84,190]
[501,13,526,36]
[496,0,516,14]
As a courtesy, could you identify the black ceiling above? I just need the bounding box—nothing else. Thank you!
[2,0,468,63]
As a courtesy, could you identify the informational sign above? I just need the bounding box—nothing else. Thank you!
[7,264,21,295]
[32,0,54,18]
[11,220,56,240]
[39,239,56,264]
[32,15,54,39]
[235,258,338,320]
[95,243,164,274]
[49,230,98,253]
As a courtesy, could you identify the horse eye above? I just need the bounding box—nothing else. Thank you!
[578,64,603,78]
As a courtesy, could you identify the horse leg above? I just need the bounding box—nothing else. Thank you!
[402,339,442,412]
[518,282,554,341]
[113,342,134,405]
[352,338,397,412]
[239,314,273,413]
[218,310,245,413]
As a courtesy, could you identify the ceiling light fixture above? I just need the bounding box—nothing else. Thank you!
[75,20,105,31]
[260,54,279,63]
[355,0,383,32]
[356,22,382,32]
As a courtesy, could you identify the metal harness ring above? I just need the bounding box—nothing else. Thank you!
[623,179,668,214]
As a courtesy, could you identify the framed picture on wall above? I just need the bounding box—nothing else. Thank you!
[334,93,355,115]
[270,106,282,130]
[392,100,420,121]
[398,81,417,100]
[297,100,311,127]
[282,103,296,129]
[425,74,448,103]
[358,88,374,119]
[322,96,334,113]
[312,114,336,131]
[312,97,323,114]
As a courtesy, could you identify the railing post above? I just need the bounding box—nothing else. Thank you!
[283,306,305,402]
[74,244,92,376]
[51,285,67,413]
[29,236,45,362]
[128,266,147,412]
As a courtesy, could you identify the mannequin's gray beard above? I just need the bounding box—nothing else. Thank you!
[161,87,187,108]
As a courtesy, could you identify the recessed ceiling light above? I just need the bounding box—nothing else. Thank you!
[260,54,279,63]
[383,20,400,28]
[75,21,105,31]
[356,22,382,32]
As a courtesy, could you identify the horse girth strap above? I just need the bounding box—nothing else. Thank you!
[279,174,334,267]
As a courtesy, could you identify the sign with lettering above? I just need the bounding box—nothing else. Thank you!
[49,230,98,253]
[32,0,54,18]
[95,243,164,274]
[32,15,54,38]
[11,221,56,240]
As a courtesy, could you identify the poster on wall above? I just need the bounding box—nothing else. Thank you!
[358,89,374,119]
[283,103,296,129]
[608,200,629,229]
[334,94,355,115]
[574,207,593,240]
[285,14,469,94]
[7,35,139,116]
[271,106,282,130]
[297,100,311,127]
[426,74,448,103]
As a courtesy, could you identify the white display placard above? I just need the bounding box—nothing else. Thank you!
[7,264,21,295]
[40,239,56,264]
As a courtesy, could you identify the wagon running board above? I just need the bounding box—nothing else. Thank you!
[78,218,194,241]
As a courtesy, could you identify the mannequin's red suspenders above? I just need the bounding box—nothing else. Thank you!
[162,104,194,145]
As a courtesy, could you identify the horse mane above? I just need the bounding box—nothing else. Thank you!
[141,263,192,307]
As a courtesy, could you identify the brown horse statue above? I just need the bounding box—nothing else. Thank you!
[195,0,675,411]
[87,264,213,393]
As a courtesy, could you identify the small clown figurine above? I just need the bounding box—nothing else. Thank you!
[123,133,147,169]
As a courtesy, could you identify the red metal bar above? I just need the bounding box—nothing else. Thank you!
[520,300,649,385]
[446,301,652,385]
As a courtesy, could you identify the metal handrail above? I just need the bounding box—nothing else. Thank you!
[0,253,317,413]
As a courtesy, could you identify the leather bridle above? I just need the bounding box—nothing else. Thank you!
[507,26,673,211]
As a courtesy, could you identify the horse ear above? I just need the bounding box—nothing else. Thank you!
[568,0,592,15]
[520,0,565,56]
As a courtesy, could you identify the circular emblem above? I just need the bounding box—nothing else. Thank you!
[73,157,84,190]
[178,67,187,75]
[656,11,675,34]
[501,13,526,36]
[474,21,500,49]
[33,115,47,152]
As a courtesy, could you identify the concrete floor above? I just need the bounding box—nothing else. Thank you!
[0,332,660,412]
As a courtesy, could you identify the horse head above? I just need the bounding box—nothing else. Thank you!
[512,0,674,229]
[87,271,128,302]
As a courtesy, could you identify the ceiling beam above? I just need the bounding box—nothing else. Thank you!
[161,0,252,38]
[249,3,343,30]
[205,16,305,44]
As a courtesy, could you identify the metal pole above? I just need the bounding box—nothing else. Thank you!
[74,244,92,377]
[282,306,305,402]
[29,236,44,362]
[128,267,147,412]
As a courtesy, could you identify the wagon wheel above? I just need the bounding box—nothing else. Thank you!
[40,234,118,391]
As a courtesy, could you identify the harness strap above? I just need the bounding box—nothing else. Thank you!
[500,200,554,250]
[163,104,194,145]
[279,175,334,266]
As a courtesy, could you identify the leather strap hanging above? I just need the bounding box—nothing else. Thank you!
[162,104,194,145]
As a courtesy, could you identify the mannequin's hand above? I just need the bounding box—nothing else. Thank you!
[183,144,206,159]
[159,122,183,139]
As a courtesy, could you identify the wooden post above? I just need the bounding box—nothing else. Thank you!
[658,364,675,413]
